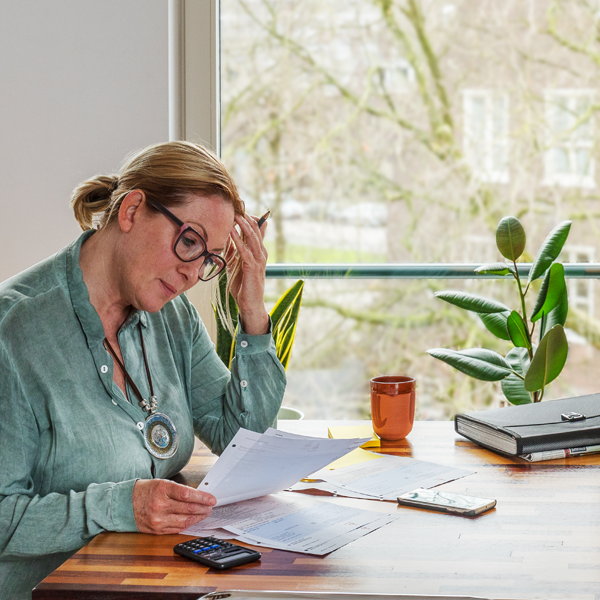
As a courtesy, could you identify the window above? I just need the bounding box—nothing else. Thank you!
[220,0,600,419]
[564,245,595,316]
[463,90,509,183]
[544,90,595,188]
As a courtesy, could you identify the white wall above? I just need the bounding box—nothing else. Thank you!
[0,0,169,280]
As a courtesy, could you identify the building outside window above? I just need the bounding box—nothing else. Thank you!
[564,245,595,316]
[463,90,509,184]
[221,0,600,420]
[544,90,595,188]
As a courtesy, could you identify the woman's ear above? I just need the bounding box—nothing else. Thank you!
[118,190,145,233]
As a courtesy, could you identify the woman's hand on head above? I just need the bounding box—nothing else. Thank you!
[226,214,270,335]
[132,479,216,535]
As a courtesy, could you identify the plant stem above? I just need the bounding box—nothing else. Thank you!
[513,259,533,360]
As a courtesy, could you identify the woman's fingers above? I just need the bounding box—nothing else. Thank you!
[132,479,216,535]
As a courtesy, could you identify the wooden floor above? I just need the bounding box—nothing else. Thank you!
[34,421,600,600]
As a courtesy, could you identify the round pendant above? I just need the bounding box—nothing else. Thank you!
[143,412,179,459]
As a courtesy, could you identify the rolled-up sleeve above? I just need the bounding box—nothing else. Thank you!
[189,315,286,456]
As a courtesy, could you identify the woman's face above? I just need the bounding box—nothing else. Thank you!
[121,193,235,313]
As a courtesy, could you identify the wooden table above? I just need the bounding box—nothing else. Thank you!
[33,421,600,600]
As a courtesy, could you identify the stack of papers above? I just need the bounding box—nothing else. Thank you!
[292,454,474,500]
[182,492,398,555]
[180,427,474,555]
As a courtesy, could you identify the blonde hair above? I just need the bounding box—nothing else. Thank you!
[71,141,245,334]
[71,141,244,230]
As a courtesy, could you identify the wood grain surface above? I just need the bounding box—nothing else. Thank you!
[33,421,600,600]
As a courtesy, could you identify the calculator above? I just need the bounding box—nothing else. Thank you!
[173,537,261,570]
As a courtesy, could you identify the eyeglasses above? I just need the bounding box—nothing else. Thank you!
[146,197,227,281]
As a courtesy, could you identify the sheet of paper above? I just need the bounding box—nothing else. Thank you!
[328,424,380,447]
[316,455,474,499]
[183,492,398,555]
[199,428,370,505]
[289,480,384,500]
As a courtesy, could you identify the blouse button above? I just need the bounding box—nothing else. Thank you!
[101,365,109,373]
[136,422,144,430]
[240,340,248,348]
[111,399,118,406]
[240,380,248,388]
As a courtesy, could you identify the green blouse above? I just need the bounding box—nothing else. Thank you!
[0,230,286,599]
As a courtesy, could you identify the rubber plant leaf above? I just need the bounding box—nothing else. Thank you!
[524,325,568,393]
[474,262,516,277]
[496,216,526,261]
[434,291,510,314]
[270,280,304,371]
[531,263,566,323]
[540,287,568,342]
[427,347,513,381]
[478,311,511,341]
[528,221,572,283]
[507,311,530,349]
[501,347,532,405]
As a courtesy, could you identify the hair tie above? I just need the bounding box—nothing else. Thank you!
[111,178,119,192]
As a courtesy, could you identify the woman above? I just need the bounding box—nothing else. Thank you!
[0,141,286,599]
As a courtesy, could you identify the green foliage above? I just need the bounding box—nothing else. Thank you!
[501,348,531,405]
[524,325,568,394]
[270,280,305,370]
[478,311,511,341]
[434,291,510,314]
[527,221,572,283]
[429,216,571,404]
[215,277,304,371]
[496,216,526,261]
[427,348,512,381]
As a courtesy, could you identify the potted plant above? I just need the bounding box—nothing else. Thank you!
[214,272,304,370]
[428,216,571,404]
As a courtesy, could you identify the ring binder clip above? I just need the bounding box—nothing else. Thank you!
[561,412,586,422]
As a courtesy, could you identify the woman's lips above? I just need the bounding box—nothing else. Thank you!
[160,280,177,296]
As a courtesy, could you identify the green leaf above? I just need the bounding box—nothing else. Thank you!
[478,310,511,341]
[270,280,304,371]
[214,272,238,368]
[507,311,530,349]
[427,347,513,381]
[435,291,510,314]
[524,325,569,392]
[531,263,567,323]
[501,348,532,405]
[496,216,526,261]
[540,287,568,341]
[475,262,516,277]
[271,280,304,329]
[528,221,572,283]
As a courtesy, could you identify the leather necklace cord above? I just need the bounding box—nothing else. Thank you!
[104,323,155,412]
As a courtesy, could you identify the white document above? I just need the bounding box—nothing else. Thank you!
[299,454,474,500]
[200,428,370,506]
[182,492,398,555]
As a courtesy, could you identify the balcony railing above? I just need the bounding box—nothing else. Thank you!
[265,263,600,279]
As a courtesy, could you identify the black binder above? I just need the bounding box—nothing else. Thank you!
[454,393,600,455]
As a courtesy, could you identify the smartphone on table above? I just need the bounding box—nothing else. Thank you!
[397,488,496,517]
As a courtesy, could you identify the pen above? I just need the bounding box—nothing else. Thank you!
[257,210,271,228]
[521,444,600,462]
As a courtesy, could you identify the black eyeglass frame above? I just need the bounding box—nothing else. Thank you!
[145,197,227,281]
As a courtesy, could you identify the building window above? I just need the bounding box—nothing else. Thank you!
[564,245,595,316]
[463,90,509,184]
[544,91,595,188]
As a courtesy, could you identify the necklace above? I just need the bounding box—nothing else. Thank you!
[104,323,179,460]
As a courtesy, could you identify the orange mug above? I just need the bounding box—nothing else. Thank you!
[370,376,416,441]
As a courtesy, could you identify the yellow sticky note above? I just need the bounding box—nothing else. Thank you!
[328,425,380,448]
[323,447,382,470]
